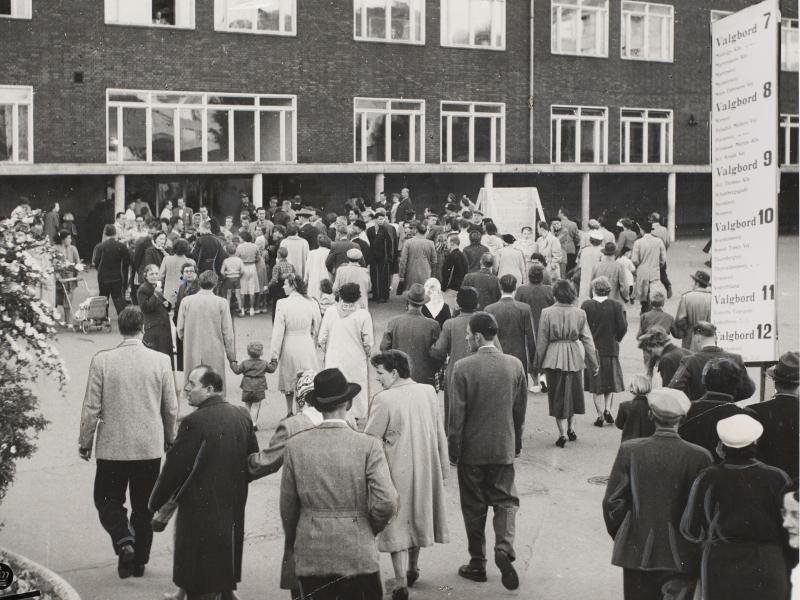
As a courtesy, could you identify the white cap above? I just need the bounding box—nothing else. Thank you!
[716,414,763,448]
[647,388,691,419]
[589,231,604,242]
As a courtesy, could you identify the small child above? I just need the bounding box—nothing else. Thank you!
[220,243,244,315]
[230,341,276,430]
[318,278,336,315]
[617,249,636,305]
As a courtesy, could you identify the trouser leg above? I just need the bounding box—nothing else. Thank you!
[660,263,671,292]
[443,387,450,436]
[128,458,161,565]
[457,464,488,568]
[93,459,135,554]
[622,568,667,600]
[99,280,127,316]
[483,464,519,561]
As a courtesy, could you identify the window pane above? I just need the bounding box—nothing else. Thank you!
[179,108,202,161]
[285,110,294,160]
[109,91,147,103]
[282,0,293,30]
[0,105,12,161]
[580,10,600,54]
[559,8,578,52]
[628,14,645,56]
[629,121,644,162]
[452,116,470,162]
[580,120,596,162]
[153,0,176,25]
[209,96,255,105]
[260,111,281,161]
[789,126,799,165]
[647,122,662,163]
[258,0,280,31]
[492,0,504,47]
[227,0,254,30]
[495,116,503,162]
[441,116,448,161]
[366,0,386,38]
[260,97,294,106]
[0,0,11,15]
[108,107,119,162]
[413,0,422,41]
[391,0,410,40]
[207,109,230,161]
[355,113,362,161]
[152,107,175,162]
[233,110,255,161]
[475,104,502,113]
[366,113,386,161]
[474,116,492,161]
[648,15,664,58]
[414,114,422,161]
[447,0,470,45]
[356,99,388,110]
[122,107,147,161]
[442,103,469,112]
[392,101,422,111]
[154,93,202,105]
[473,0,492,47]
[560,120,576,162]
[390,113,410,161]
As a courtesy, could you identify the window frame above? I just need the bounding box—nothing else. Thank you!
[620,1,674,63]
[214,0,297,37]
[353,97,425,164]
[549,104,608,165]
[104,0,196,29]
[353,0,425,45]
[0,0,32,19]
[619,107,673,165]
[440,0,506,51]
[0,85,33,163]
[440,101,505,164]
[779,114,799,166]
[551,0,609,58]
[106,89,297,164]
[781,18,798,72]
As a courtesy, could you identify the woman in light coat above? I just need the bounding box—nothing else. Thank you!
[366,350,449,600]
[304,234,332,300]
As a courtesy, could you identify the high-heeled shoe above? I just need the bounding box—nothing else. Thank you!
[604,410,614,424]
[594,416,604,427]
[555,436,567,448]
[567,429,577,441]
[406,568,420,587]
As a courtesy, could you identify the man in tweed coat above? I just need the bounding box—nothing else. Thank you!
[78,307,177,579]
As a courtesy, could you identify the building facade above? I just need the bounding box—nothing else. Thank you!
[0,0,797,256]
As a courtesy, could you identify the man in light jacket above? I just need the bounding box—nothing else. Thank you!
[79,307,177,579]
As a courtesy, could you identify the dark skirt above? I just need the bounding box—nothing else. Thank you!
[545,369,585,419]
[584,355,625,394]
[143,326,175,369]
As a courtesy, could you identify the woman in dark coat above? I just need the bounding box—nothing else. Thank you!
[614,375,656,442]
[137,264,173,364]
[581,276,628,427]
[140,230,168,281]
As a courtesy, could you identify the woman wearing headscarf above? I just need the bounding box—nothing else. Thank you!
[137,263,174,364]
[421,277,451,328]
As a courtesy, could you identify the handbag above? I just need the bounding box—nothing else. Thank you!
[151,440,206,532]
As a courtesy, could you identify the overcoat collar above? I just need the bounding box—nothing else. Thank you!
[197,395,226,409]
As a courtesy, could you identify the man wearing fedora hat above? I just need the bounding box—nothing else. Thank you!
[280,368,398,600]
[671,270,711,349]
[297,207,319,250]
[380,283,442,387]
[750,351,799,479]
[591,242,629,303]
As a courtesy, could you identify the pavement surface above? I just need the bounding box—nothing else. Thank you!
[1,235,797,600]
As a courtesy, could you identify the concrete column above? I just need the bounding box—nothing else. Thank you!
[375,173,385,203]
[667,172,676,242]
[482,172,494,214]
[114,174,125,215]
[581,173,590,229]
[252,173,263,208]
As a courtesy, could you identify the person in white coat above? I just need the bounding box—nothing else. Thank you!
[577,231,605,302]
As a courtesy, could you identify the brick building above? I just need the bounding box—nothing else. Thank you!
[0,0,797,256]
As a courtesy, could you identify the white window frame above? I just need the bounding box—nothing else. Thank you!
[353,97,425,163]
[104,0,196,29]
[0,85,33,163]
[550,105,608,164]
[353,0,425,45]
[440,101,505,164]
[621,1,673,62]
[620,108,673,164]
[0,0,31,19]
[106,89,297,164]
[781,18,798,72]
[214,0,296,36]
[551,0,609,57]
[440,0,506,51]
[779,114,799,166]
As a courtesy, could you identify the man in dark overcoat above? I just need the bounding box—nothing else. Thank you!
[366,208,395,303]
[149,365,258,600]
[603,388,712,600]
[461,252,501,310]
[514,264,555,391]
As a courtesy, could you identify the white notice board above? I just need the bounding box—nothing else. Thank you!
[710,0,779,362]
[477,187,546,236]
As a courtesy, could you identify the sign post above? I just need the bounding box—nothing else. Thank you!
[710,0,780,364]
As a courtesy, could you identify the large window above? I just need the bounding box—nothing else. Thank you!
[551,0,608,57]
[782,19,798,72]
[441,102,504,163]
[104,0,195,28]
[780,115,799,166]
[354,98,424,163]
[440,0,505,50]
[107,90,296,163]
[0,0,31,19]
[621,1,673,62]
[215,0,295,35]
[354,0,424,44]
[550,106,607,164]
[620,108,672,164]
[0,86,32,163]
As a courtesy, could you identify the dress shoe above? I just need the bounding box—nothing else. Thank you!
[567,429,577,442]
[555,436,567,448]
[117,543,135,579]
[603,410,614,424]
[594,416,604,427]
[539,380,548,393]
[495,550,519,591]
[392,585,409,600]
[406,568,420,587]
[132,564,145,577]
[458,564,487,582]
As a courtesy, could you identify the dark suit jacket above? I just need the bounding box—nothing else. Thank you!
[678,392,755,460]
[380,311,442,386]
[449,346,527,464]
[440,249,467,291]
[367,224,395,264]
[462,243,490,273]
[657,344,691,387]
[486,297,536,374]
[93,238,131,285]
[669,346,756,401]
[461,269,501,310]
[750,394,799,479]
[325,240,358,275]
[395,197,414,223]
[514,283,555,333]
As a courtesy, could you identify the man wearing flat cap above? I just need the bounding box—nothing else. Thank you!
[671,271,711,349]
[280,368,399,600]
[681,414,791,600]
[750,351,799,479]
[603,388,712,600]
[332,247,371,310]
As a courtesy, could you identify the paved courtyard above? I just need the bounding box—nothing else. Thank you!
[1,236,797,600]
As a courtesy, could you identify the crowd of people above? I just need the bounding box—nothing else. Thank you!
[5,188,796,600]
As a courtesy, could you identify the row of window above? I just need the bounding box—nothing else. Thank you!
[3,1,798,69]
[3,85,797,167]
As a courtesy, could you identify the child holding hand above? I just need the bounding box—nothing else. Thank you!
[230,341,276,430]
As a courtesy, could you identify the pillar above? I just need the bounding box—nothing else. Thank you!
[482,172,494,214]
[667,172,676,242]
[114,174,125,215]
[581,173,590,229]
[252,173,263,208]
[374,173,385,203]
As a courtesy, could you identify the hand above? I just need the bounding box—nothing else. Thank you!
[164,441,173,452]
[449,455,459,467]
[79,447,91,461]
[593,368,600,377]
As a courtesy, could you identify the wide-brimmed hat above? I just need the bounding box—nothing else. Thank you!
[767,351,799,384]
[296,208,315,217]
[691,270,711,286]
[306,368,361,409]
[602,242,617,256]
[405,283,427,305]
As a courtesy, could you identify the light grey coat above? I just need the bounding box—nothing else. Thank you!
[79,338,177,459]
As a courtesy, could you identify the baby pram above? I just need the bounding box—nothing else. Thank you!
[67,278,112,333]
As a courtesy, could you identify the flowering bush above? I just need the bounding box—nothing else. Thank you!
[0,215,68,503]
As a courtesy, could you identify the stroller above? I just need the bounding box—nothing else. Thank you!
[72,295,112,333]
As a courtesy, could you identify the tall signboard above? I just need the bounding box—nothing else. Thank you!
[710,0,780,362]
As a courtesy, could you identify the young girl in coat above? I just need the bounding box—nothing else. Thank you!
[220,243,244,315]
[230,341,276,430]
